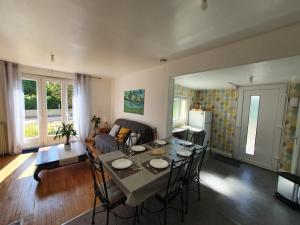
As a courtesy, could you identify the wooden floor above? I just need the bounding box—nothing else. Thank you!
[0,153,94,225]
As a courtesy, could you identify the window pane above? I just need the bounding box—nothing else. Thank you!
[173,99,179,120]
[67,84,73,122]
[46,81,62,136]
[246,96,260,155]
[22,80,39,138]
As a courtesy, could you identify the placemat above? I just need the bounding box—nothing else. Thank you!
[107,157,139,179]
[122,146,151,156]
[142,157,172,175]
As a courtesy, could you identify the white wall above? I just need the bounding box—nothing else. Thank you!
[111,65,169,138]
[111,22,300,139]
[90,77,112,127]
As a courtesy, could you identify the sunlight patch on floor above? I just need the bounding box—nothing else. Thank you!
[0,153,33,183]
[18,160,35,179]
[200,171,257,199]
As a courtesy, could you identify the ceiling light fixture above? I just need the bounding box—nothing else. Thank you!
[201,0,208,10]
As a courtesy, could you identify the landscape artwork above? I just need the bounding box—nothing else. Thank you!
[124,89,145,115]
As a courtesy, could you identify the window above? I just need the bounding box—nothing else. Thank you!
[22,79,39,138]
[173,98,189,124]
[21,75,74,148]
[245,96,260,155]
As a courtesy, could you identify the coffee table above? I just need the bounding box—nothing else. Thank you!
[34,142,87,182]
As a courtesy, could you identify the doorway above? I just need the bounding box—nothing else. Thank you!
[235,84,286,171]
[22,74,74,148]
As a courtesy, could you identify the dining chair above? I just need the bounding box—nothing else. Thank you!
[154,158,190,225]
[172,129,187,140]
[183,145,207,214]
[88,154,127,225]
[186,130,206,145]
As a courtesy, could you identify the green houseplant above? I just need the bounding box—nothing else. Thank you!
[90,115,101,137]
[54,122,77,146]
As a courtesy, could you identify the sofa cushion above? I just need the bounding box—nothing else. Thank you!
[109,124,121,137]
[95,118,155,154]
[95,134,119,153]
[116,127,131,143]
[114,119,154,144]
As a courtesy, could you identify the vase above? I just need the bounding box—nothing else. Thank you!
[64,144,71,150]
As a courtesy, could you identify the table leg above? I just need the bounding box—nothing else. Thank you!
[34,166,42,182]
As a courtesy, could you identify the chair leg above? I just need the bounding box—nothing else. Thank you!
[141,202,144,215]
[164,203,167,225]
[106,209,110,225]
[185,184,189,214]
[133,206,138,225]
[197,175,201,201]
[181,192,184,223]
[92,194,97,224]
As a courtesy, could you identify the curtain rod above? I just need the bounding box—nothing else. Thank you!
[23,72,102,80]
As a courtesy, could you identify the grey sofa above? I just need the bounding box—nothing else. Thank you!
[94,118,155,153]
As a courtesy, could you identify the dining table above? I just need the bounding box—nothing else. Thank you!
[98,137,204,207]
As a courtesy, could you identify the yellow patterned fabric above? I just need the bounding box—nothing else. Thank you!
[116,127,131,143]
[199,89,237,154]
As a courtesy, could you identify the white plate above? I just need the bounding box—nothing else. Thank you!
[112,158,133,169]
[179,140,192,146]
[131,145,146,152]
[154,140,167,145]
[176,149,192,157]
[149,159,169,169]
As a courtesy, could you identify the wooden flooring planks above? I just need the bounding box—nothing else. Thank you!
[0,153,94,225]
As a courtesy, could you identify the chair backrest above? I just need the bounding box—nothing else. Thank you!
[87,154,110,205]
[172,129,187,140]
[165,158,189,199]
[186,130,206,145]
[185,146,207,182]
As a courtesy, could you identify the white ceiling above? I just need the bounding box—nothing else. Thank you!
[175,55,300,89]
[1,0,300,77]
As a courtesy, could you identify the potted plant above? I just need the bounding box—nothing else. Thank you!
[54,122,77,149]
[91,115,101,137]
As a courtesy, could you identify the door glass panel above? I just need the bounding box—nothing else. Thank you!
[67,84,73,123]
[246,96,260,155]
[46,81,62,136]
[22,80,39,138]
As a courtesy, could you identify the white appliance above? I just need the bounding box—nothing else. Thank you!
[188,110,212,147]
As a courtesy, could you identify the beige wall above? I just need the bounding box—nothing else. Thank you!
[90,77,112,127]
[111,65,169,138]
[111,22,300,144]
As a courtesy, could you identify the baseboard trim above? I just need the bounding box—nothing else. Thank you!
[211,148,233,158]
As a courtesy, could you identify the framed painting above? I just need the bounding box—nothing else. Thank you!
[124,89,145,115]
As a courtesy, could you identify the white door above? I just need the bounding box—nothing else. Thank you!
[236,84,286,171]
[22,74,74,148]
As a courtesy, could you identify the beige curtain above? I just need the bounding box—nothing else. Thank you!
[0,61,24,154]
[74,73,91,141]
